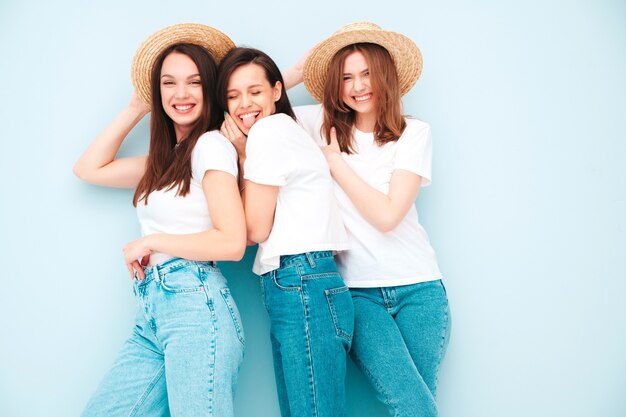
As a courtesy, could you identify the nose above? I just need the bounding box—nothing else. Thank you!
[353,76,365,93]
[240,93,252,108]
[174,83,189,99]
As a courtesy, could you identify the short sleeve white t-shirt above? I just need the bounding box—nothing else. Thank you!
[136,130,238,265]
[244,113,349,275]
[294,104,442,288]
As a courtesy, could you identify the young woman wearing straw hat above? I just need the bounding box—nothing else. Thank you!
[217,47,353,417]
[285,22,451,417]
[74,24,246,417]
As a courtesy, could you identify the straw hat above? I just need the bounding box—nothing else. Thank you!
[303,22,423,102]
[131,23,235,105]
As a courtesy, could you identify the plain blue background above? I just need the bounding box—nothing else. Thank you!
[1,1,625,416]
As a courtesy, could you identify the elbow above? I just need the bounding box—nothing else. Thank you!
[375,216,401,233]
[247,229,270,245]
[73,162,96,183]
[72,163,87,181]
[247,224,271,244]
[246,219,272,244]
[224,235,247,261]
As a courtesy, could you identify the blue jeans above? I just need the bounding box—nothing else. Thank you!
[82,258,244,417]
[260,251,355,417]
[349,279,451,417]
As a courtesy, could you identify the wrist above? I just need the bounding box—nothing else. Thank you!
[143,234,158,252]
[125,105,148,124]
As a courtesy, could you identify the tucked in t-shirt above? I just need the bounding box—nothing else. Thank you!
[244,113,349,275]
[294,104,442,288]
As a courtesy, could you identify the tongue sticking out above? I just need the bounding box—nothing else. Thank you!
[242,113,258,129]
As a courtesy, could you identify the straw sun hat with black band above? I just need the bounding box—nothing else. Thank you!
[131,23,235,106]
[303,22,423,103]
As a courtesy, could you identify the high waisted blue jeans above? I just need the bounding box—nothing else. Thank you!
[349,279,451,417]
[260,251,355,417]
[81,258,244,417]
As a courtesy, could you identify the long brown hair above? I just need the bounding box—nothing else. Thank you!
[322,43,406,154]
[133,44,221,206]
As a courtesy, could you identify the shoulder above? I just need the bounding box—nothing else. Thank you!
[403,117,431,135]
[293,103,323,122]
[399,117,432,143]
[195,130,237,156]
[254,113,297,130]
[248,113,298,143]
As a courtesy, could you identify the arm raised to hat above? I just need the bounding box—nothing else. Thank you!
[282,45,316,90]
[73,93,149,188]
[322,128,422,233]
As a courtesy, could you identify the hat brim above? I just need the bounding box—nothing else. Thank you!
[131,23,235,106]
[303,28,422,103]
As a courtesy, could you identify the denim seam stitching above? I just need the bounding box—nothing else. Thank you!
[324,288,352,341]
[301,284,320,417]
[219,288,245,346]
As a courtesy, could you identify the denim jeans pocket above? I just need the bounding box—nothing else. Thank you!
[325,286,355,342]
[160,268,205,293]
[219,288,245,346]
[272,266,302,292]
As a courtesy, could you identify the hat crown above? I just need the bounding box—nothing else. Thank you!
[333,22,382,36]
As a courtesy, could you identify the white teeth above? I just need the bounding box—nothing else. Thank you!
[240,112,259,119]
[354,94,372,102]
[174,104,193,111]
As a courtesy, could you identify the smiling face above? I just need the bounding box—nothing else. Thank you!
[341,50,377,129]
[225,63,282,135]
[159,51,203,141]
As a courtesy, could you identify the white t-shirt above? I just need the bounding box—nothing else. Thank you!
[295,104,442,288]
[244,113,349,275]
[136,130,238,266]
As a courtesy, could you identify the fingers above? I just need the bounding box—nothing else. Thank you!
[328,126,341,152]
[132,260,145,280]
[221,114,238,141]
[225,114,243,137]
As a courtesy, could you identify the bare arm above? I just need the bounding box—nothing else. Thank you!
[123,170,247,278]
[73,93,149,188]
[220,114,278,244]
[282,45,316,90]
[323,128,422,233]
[242,180,278,244]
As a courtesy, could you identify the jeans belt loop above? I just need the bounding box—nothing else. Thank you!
[305,252,316,268]
[153,265,160,283]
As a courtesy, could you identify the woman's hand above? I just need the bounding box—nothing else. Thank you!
[221,113,247,159]
[123,236,152,280]
[283,44,317,89]
[72,91,150,188]
[129,91,150,117]
[321,127,342,164]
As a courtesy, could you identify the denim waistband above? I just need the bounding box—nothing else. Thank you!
[279,251,334,268]
[139,258,218,284]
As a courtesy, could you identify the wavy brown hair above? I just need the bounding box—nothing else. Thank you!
[322,43,406,154]
[133,44,221,206]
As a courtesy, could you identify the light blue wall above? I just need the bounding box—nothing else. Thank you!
[1,1,625,416]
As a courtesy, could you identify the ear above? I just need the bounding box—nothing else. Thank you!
[273,81,283,102]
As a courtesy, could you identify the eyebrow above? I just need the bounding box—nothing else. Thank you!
[160,73,201,79]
